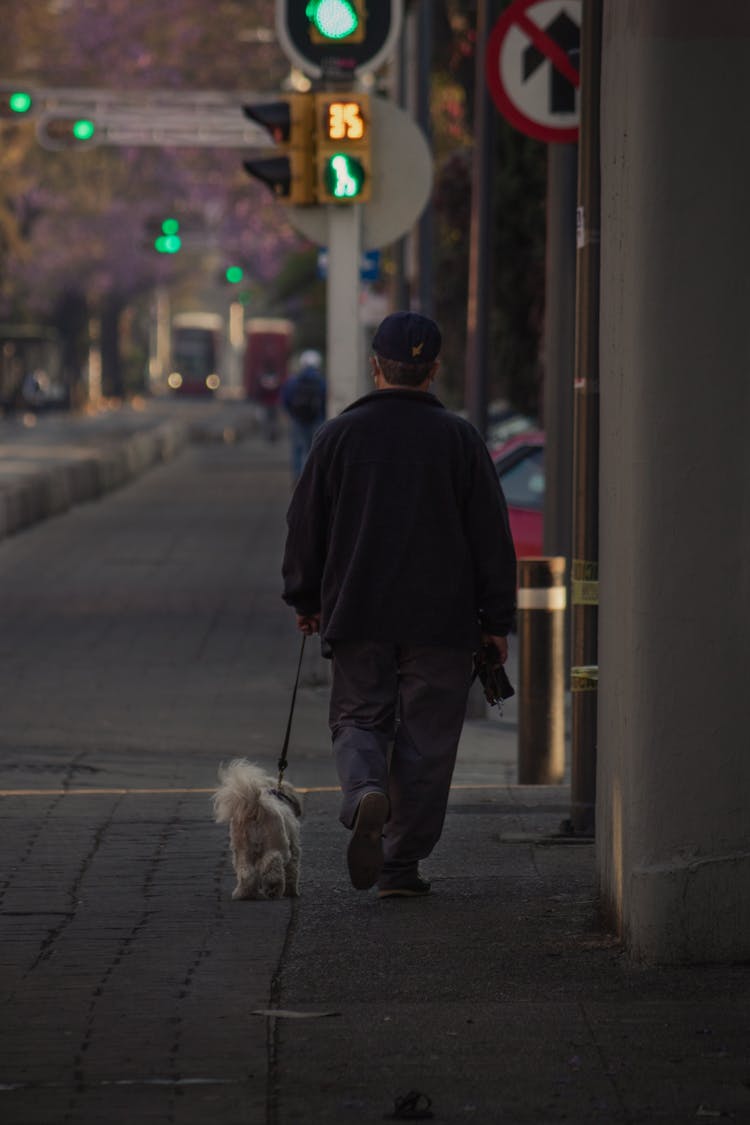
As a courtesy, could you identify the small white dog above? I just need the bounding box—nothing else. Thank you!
[213,760,302,900]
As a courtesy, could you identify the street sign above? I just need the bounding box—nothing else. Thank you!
[275,0,403,79]
[0,84,274,150]
[317,248,380,280]
[486,0,581,144]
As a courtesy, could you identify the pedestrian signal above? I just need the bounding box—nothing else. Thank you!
[315,93,371,203]
[323,153,366,199]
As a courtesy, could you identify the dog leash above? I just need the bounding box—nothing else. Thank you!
[277,633,307,788]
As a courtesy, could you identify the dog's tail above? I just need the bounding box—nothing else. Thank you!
[212,759,269,824]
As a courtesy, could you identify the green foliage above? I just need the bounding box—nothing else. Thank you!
[1,0,549,413]
[0,1,300,319]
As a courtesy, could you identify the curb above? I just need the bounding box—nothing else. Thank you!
[0,419,190,543]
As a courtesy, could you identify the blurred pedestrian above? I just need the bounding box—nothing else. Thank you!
[281,349,326,484]
[256,366,282,442]
[282,312,516,898]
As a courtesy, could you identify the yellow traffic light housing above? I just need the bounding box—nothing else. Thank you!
[315,92,371,204]
[243,93,316,205]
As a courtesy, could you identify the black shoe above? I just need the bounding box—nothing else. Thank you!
[347,792,388,890]
[377,874,431,899]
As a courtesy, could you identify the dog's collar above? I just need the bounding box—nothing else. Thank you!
[267,787,300,815]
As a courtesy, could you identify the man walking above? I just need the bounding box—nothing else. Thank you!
[280,349,326,485]
[282,312,516,897]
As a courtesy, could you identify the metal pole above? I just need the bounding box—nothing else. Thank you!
[542,142,577,565]
[465,0,496,721]
[415,0,434,317]
[327,205,363,416]
[517,557,567,784]
[465,0,496,439]
[391,7,410,312]
[567,0,602,836]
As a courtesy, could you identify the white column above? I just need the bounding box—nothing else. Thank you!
[598,0,750,962]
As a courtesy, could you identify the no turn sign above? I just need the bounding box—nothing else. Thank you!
[486,0,581,144]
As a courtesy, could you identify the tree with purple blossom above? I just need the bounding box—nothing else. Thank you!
[1,0,310,395]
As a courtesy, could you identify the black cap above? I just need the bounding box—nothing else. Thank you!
[372,312,441,365]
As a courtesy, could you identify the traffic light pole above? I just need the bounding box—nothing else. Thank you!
[567,0,602,837]
[326,204,363,417]
[465,0,495,440]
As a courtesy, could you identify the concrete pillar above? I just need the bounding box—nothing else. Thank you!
[597,0,750,962]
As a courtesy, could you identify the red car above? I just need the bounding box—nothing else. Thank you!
[490,430,545,558]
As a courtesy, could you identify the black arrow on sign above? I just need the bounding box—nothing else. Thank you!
[522,11,580,115]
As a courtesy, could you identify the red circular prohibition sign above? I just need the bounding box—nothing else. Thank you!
[485,0,580,144]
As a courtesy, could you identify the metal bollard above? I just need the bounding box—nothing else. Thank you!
[517,557,567,784]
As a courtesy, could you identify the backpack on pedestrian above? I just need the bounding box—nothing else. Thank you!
[287,371,324,424]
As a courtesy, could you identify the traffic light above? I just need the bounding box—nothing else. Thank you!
[276,1,401,80]
[306,0,365,42]
[243,93,315,205]
[154,218,181,254]
[36,114,98,150]
[315,92,371,203]
[0,88,34,119]
[224,265,253,303]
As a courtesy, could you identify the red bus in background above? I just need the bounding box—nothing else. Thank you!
[243,318,293,441]
[169,312,223,396]
[243,317,293,402]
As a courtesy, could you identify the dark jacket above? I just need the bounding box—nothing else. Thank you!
[280,367,326,426]
[281,388,517,650]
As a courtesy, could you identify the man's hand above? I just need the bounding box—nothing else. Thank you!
[481,633,508,664]
[296,613,321,636]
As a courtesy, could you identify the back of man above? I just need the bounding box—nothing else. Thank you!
[282,312,516,900]
[284,387,514,650]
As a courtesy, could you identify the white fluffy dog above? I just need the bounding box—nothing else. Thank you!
[213,760,302,900]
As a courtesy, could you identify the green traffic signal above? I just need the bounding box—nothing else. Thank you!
[323,153,366,199]
[72,118,95,141]
[225,266,244,284]
[0,88,34,119]
[306,0,360,40]
[154,218,181,253]
[9,91,32,115]
[36,114,99,149]
[154,235,181,253]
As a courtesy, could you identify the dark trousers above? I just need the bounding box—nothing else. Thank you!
[329,641,474,880]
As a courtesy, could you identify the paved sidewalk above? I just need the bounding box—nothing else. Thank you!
[0,406,748,1124]
[2,783,748,1124]
[0,397,259,542]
